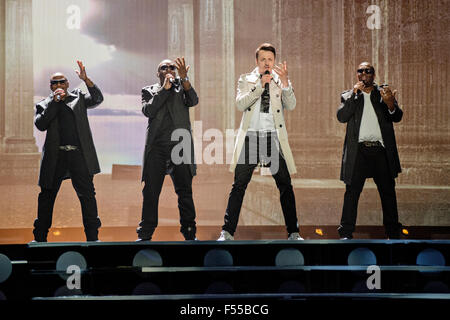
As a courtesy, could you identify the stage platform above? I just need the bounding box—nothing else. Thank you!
[1,239,449,313]
[1,225,450,244]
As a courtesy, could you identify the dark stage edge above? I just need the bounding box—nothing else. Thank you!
[1,240,449,317]
[1,225,450,243]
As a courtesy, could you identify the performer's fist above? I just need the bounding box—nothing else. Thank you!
[53,88,66,102]
[353,81,365,94]
[261,74,272,88]
[163,74,174,90]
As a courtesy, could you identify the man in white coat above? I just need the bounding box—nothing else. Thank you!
[218,43,303,241]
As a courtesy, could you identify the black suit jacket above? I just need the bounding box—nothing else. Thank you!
[337,85,403,185]
[141,83,198,181]
[34,85,103,188]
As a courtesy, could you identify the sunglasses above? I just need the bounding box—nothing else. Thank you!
[357,68,374,74]
[159,65,176,71]
[50,79,67,85]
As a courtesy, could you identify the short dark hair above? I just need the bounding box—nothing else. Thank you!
[359,62,375,73]
[255,43,276,60]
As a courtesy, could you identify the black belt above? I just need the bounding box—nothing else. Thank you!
[360,141,382,147]
[59,145,79,151]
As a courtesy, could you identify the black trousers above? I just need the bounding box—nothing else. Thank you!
[338,143,402,239]
[137,144,196,240]
[33,149,101,241]
[222,132,299,236]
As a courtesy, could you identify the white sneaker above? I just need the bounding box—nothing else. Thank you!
[288,232,304,240]
[217,230,234,241]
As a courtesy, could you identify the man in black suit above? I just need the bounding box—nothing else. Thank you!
[137,57,198,241]
[337,62,403,240]
[33,61,103,242]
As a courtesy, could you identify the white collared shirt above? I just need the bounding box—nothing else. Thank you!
[359,92,384,145]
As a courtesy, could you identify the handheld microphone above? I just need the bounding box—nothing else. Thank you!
[356,81,365,95]
[54,90,62,101]
[264,70,270,91]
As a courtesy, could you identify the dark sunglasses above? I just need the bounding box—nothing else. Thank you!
[50,79,67,85]
[357,68,374,74]
[159,65,176,71]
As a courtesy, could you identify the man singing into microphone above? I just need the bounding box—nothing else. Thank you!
[218,43,303,241]
[137,57,198,241]
[33,61,103,242]
[337,62,403,239]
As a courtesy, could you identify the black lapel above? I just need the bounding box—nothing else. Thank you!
[370,86,386,124]
[353,93,364,138]
[64,90,79,111]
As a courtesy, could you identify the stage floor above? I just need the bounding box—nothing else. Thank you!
[1,225,450,244]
